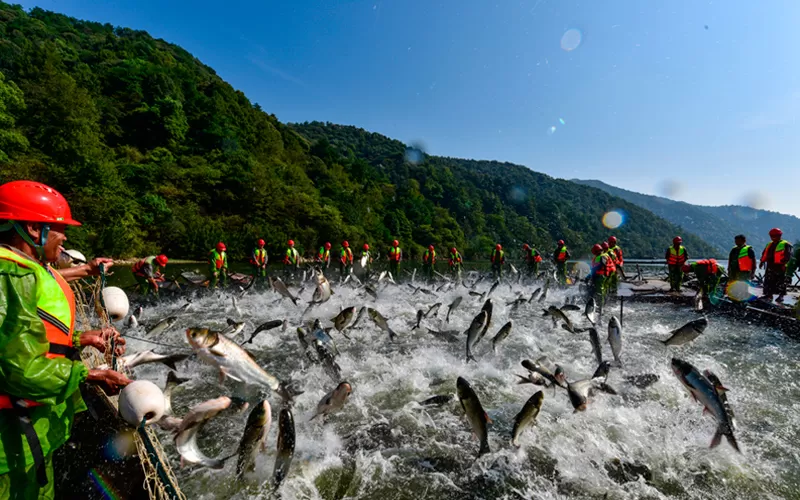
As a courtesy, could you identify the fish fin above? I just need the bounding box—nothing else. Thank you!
[710,428,723,449]
[702,407,710,416]
[209,347,227,358]
[485,412,493,424]
[717,385,730,392]
[726,432,741,453]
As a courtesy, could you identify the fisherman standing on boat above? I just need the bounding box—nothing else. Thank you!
[727,235,756,283]
[490,243,505,281]
[207,241,228,288]
[553,240,570,284]
[250,239,268,283]
[284,239,300,278]
[589,243,615,308]
[607,236,623,294]
[0,180,131,498]
[759,228,792,303]
[522,243,542,277]
[388,239,402,280]
[666,236,688,292]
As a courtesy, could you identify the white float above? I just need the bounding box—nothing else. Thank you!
[102,286,129,321]
[64,249,86,265]
[118,380,166,427]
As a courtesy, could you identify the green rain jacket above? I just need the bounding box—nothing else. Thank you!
[0,250,88,474]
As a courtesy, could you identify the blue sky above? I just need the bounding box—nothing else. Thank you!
[17,0,800,216]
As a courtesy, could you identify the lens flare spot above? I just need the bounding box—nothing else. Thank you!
[560,29,583,51]
[602,210,626,229]
[726,280,756,303]
[559,118,566,125]
[548,126,557,135]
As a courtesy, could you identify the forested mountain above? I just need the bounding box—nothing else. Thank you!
[0,2,716,260]
[574,179,800,253]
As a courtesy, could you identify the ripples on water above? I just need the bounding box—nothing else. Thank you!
[126,276,800,500]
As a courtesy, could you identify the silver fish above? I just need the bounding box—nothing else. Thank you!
[560,304,581,312]
[456,377,491,456]
[446,296,463,323]
[515,372,550,386]
[224,318,246,336]
[126,314,138,328]
[511,391,544,446]
[163,371,189,416]
[591,361,612,381]
[351,306,368,328]
[312,268,333,303]
[543,306,574,332]
[332,306,356,333]
[174,396,232,469]
[232,296,242,316]
[425,302,442,318]
[478,299,493,342]
[368,308,397,341]
[120,350,189,371]
[660,317,708,346]
[528,288,541,303]
[273,407,296,489]
[521,358,566,388]
[147,316,178,336]
[567,379,595,412]
[607,316,622,366]
[134,305,144,318]
[186,328,300,402]
[411,310,424,331]
[695,290,704,312]
[236,400,272,479]
[364,285,378,300]
[491,321,513,352]
[311,381,352,421]
[241,319,285,345]
[587,327,603,365]
[584,297,597,325]
[671,358,740,452]
[704,369,736,431]
[271,277,298,305]
[419,394,453,406]
[486,280,500,298]
[465,310,488,363]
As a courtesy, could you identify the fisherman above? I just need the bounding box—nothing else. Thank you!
[608,236,623,294]
[284,239,300,277]
[251,239,268,282]
[522,243,542,277]
[665,236,688,292]
[490,243,505,280]
[361,243,373,281]
[317,242,331,269]
[422,245,436,282]
[600,242,617,298]
[553,240,570,284]
[0,180,131,497]
[589,243,615,309]
[727,235,755,283]
[132,254,168,296]
[449,247,463,278]
[208,242,228,288]
[759,228,793,303]
[388,239,402,279]
[683,259,724,297]
[339,240,353,278]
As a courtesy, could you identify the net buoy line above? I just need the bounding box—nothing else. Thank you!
[70,274,186,500]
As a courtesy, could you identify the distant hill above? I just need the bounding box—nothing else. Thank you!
[573,179,800,253]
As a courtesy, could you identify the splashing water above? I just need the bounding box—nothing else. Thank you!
[125,277,800,499]
[602,210,626,229]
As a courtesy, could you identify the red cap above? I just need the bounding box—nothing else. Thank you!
[608,236,617,245]
[393,240,399,247]
[591,244,603,255]
[496,244,502,250]
[0,180,81,226]
[769,228,782,237]
[343,240,349,248]
[288,240,295,247]
[601,242,609,250]
[673,236,683,244]
[363,243,369,250]
[324,242,331,250]
[558,240,565,246]
[258,239,265,247]
[216,242,226,252]
[156,254,168,267]
[451,247,457,253]
[428,245,434,251]
[522,243,530,250]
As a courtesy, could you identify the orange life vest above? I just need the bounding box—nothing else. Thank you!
[695,259,718,275]
[556,246,568,263]
[340,247,353,265]
[131,255,157,277]
[389,247,402,262]
[0,247,77,410]
[737,245,753,272]
[667,246,687,266]
[611,246,623,266]
[761,240,789,265]
[592,254,615,276]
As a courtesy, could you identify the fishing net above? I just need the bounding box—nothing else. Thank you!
[72,274,186,500]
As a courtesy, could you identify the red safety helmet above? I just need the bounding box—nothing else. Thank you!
[0,180,81,226]
[288,239,295,247]
[769,228,782,237]
[324,242,331,250]
[428,245,435,251]
[608,236,617,245]
[257,239,265,247]
[601,242,609,251]
[673,236,683,244]
[343,241,349,248]
[591,244,603,255]
[682,264,691,273]
[496,244,502,250]
[522,243,530,250]
[156,254,168,267]
[393,240,399,247]
[216,242,226,252]
[363,243,369,250]
[558,240,565,246]
[451,247,457,253]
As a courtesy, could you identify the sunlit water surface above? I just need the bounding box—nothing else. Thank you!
[124,276,800,500]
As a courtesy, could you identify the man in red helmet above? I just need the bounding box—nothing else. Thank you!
[360,243,373,281]
[607,236,624,294]
[208,241,228,288]
[682,259,723,297]
[132,254,169,296]
[339,240,353,278]
[422,244,436,282]
[317,242,331,269]
[388,240,402,279]
[665,236,688,292]
[522,243,542,277]
[553,240,570,284]
[251,239,268,282]
[590,243,615,307]
[0,180,130,497]
[284,239,300,277]
[490,243,505,280]
[759,228,792,303]
[449,247,463,278]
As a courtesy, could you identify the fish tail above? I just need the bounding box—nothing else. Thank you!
[710,428,723,449]
[478,440,491,456]
[726,431,742,453]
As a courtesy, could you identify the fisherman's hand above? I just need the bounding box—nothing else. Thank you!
[81,327,126,355]
[85,257,114,276]
[86,369,132,395]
